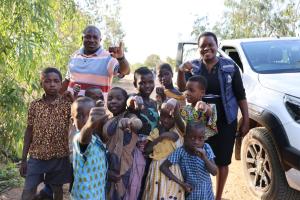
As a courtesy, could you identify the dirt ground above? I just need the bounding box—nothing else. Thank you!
[0,75,257,200]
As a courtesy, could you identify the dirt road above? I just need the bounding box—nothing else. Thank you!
[0,75,257,200]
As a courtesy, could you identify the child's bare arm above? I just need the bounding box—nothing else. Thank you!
[19,125,33,177]
[173,103,185,133]
[196,148,218,176]
[163,99,185,133]
[203,157,218,176]
[145,131,179,155]
[160,160,193,192]
[79,107,108,145]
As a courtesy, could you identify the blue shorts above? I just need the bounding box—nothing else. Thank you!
[23,157,72,190]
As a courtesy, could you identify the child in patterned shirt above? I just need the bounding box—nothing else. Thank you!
[165,75,218,138]
[160,122,218,200]
[70,97,108,200]
[20,67,73,200]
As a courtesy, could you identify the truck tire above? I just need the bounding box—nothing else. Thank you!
[241,127,300,200]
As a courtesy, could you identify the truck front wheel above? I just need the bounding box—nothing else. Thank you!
[241,127,299,199]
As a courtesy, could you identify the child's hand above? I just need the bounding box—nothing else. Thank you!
[156,87,166,102]
[179,62,193,72]
[133,96,144,110]
[87,107,108,128]
[195,147,207,160]
[162,98,177,115]
[119,117,143,133]
[19,161,27,178]
[195,101,209,113]
[95,100,105,108]
[62,91,75,102]
[181,182,193,193]
[119,118,131,131]
[73,84,81,97]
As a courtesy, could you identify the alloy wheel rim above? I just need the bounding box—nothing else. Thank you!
[245,141,272,192]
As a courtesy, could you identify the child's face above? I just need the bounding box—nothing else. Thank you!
[85,89,104,102]
[107,89,126,116]
[159,109,175,130]
[71,102,94,131]
[184,127,205,150]
[135,73,155,97]
[158,68,173,88]
[41,72,62,96]
[185,81,205,104]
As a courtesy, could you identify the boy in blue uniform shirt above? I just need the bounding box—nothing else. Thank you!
[70,97,108,200]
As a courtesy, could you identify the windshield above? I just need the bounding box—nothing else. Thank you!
[241,40,300,73]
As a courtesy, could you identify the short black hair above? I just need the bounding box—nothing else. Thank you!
[40,67,62,81]
[85,87,103,94]
[158,63,173,75]
[188,75,207,90]
[71,96,95,113]
[85,87,104,100]
[185,121,205,136]
[133,66,153,87]
[198,31,218,46]
[110,87,128,100]
[82,25,101,37]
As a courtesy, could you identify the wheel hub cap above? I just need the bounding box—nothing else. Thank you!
[245,142,272,192]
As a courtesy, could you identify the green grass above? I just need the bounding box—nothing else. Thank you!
[0,162,23,193]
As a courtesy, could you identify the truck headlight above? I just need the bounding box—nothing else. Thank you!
[284,95,300,123]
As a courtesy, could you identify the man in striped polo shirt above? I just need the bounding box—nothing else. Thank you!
[61,25,130,97]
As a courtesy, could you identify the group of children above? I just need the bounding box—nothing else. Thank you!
[20,63,219,200]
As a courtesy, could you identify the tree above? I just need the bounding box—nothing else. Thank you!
[144,54,162,69]
[191,15,210,40]
[165,57,176,70]
[130,62,144,72]
[0,0,93,160]
[77,0,126,49]
[211,0,300,39]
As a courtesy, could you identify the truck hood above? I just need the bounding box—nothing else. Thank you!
[258,73,300,98]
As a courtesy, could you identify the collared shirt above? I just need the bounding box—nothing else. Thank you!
[28,95,71,160]
[168,144,215,200]
[72,133,107,200]
[66,47,120,97]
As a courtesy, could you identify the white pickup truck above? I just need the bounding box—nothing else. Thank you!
[176,37,300,200]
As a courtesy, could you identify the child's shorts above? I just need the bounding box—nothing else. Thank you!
[23,156,72,190]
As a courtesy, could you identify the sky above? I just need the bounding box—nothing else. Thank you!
[120,0,225,63]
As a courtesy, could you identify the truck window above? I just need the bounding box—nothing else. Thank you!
[222,46,243,72]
